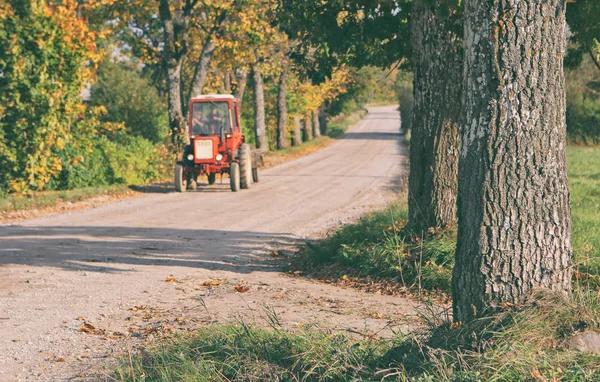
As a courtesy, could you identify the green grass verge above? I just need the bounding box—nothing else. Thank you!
[0,184,132,214]
[116,290,600,381]
[568,146,600,288]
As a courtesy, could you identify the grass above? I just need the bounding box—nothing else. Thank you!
[567,146,600,288]
[0,185,133,215]
[116,146,600,381]
[115,291,600,381]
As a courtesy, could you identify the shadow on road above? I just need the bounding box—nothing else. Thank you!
[0,225,296,274]
[130,181,234,194]
[341,132,402,141]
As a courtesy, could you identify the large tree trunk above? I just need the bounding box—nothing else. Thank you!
[252,62,267,150]
[277,61,289,150]
[188,39,216,100]
[292,116,302,146]
[312,109,321,138]
[234,67,248,109]
[303,113,313,142]
[453,0,572,323]
[408,1,462,233]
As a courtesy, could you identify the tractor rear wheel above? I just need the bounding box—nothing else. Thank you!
[230,162,240,192]
[239,144,253,189]
[207,173,216,185]
[252,168,259,183]
[175,164,186,192]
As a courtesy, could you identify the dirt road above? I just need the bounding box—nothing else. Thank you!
[0,106,417,380]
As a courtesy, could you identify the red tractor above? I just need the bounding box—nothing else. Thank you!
[174,95,261,192]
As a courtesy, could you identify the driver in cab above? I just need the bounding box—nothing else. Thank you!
[192,108,209,135]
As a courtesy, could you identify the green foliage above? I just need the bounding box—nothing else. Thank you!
[328,67,398,117]
[566,57,600,143]
[278,0,411,82]
[91,60,169,143]
[565,0,600,69]
[0,0,98,192]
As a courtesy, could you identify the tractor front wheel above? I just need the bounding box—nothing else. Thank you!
[230,162,240,192]
[207,173,216,185]
[252,168,259,183]
[239,144,253,189]
[175,164,186,192]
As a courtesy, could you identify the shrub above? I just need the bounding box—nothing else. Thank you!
[91,60,169,143]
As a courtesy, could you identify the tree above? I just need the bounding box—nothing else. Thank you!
[0,0,99,192]
[277,59,290,149]
[407,1,462,232]
[453,0,572,322]
[91,61,168,143]
[251,59,267,150]
[565,0,600,70]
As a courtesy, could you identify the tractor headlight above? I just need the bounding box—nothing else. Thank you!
[187,154,194,161]
[216,154,223,161]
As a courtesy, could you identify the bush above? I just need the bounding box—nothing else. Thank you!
[91,60,169,143]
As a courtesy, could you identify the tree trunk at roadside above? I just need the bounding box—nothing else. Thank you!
[319,106,327,136]
[277,61,289,150]
[407,1,462,233]
[159,0,190,143]
[234,67,248,109]
[312,109,321,138]
[292,116,302,146]
[303,113,313,142]
[252,62,267,150]
[453,0,573,323]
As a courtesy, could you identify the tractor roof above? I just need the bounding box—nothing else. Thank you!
[191,94,235,101]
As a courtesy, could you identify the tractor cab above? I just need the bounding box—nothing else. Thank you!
[174,95,261,192]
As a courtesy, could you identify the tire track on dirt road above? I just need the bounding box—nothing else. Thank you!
[0,105,418,381]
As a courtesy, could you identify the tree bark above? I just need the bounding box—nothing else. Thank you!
[312,109,321,138]
[453,0,572,323]
[277,61,289,150]
[234,67,248,109]
[408,1,462,233]
[188,39,216,99]
[292,116,302,146]
[252,62,267,150]
[224,71,232,94]
[159,0,191,142]
[303,113,313,142]
[319,106,327,136]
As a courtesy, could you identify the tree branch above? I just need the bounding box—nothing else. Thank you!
[589,49,600,72]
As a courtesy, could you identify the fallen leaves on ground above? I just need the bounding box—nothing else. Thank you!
[165,275,178,283]
[234,284,250,293]
[79,322,104,335]
[202,280,221,286]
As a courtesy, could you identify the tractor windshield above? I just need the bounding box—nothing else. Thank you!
[191,101,231,136]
